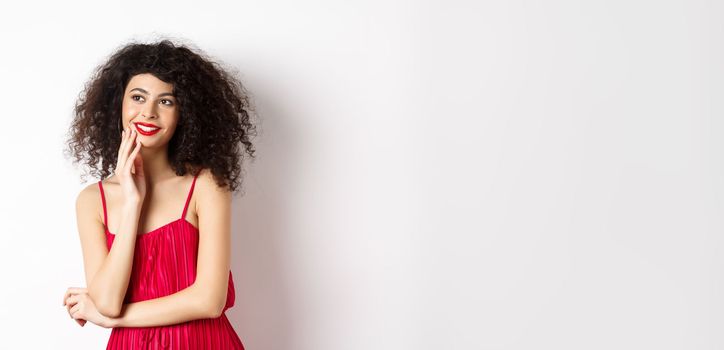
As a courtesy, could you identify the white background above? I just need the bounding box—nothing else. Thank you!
[0,0,722,349]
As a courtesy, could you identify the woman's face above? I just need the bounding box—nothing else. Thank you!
[121,73,180,149]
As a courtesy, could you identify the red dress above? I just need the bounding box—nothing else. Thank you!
[98,174,245,349]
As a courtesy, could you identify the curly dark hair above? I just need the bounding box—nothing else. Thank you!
[64,38,257,193]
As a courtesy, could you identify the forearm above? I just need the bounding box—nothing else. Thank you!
[108,284,216,328]
[88,203,141,317]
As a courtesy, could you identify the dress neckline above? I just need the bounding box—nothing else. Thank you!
[99,173,200,239]
[105,218,199,238]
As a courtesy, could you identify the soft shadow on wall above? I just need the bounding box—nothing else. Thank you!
[224,78,301,350]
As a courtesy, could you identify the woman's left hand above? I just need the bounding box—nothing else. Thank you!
[63,287,116,329]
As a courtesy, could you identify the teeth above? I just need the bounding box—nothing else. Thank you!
[136,124,159,132]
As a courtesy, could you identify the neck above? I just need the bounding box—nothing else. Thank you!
[139,145,176,186]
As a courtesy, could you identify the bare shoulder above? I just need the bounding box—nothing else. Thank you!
[76,182,100,207]
[194,169,231,213]
[77,176,120,206]
[75,181,103,224]
[195,168,229,195]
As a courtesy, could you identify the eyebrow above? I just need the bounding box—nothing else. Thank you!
[129,87,175,98]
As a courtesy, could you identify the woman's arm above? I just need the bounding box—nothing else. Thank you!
[108,281,227,327]
[76,184,142,318]
[110,170,233,327]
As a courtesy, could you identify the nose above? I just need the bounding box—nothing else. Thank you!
[139,102,158,119]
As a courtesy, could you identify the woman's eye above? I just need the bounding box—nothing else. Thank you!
[131,95,144,102]
[161,99,174,106]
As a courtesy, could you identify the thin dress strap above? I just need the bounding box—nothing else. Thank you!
[98,181,108,228]
[182,173,199,220]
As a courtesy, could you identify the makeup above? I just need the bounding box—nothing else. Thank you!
[134,122,161,136]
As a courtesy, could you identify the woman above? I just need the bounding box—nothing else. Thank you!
[62,39,256,349]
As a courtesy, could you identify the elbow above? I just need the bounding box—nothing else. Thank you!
[202,293,226,319]
[193,282,227,319]
[205,299,225,319]
[208,308,222,319]
[92,295,123,318]
[97,302,122,318]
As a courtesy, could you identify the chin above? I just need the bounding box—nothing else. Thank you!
[139,140,166,149]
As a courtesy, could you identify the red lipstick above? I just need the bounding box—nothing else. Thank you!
[134,122,161,136]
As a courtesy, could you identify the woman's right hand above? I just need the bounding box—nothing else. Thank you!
[115,125,146,206]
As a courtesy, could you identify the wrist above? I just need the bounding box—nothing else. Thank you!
[122,203,141,215]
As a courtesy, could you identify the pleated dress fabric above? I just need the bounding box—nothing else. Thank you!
[98,174,245,349]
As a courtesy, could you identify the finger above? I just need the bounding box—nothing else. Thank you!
[121,128,138,175]
[121,125,136,165]
[117,126,131,170]
[66,289,87,304]
[68,300,80,318]
[119,126,135,171]
[65,298,80,317]
[66,293,80,307]
[70,303,81,318]
[63,287,86,305]
[125,139,143,175]
[117,128,127,161]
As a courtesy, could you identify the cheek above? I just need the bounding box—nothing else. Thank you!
[164,113,180,132]
[121,101,137,118]
[165,122,179,138]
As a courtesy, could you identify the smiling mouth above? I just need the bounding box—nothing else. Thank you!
[134,123,161,136]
